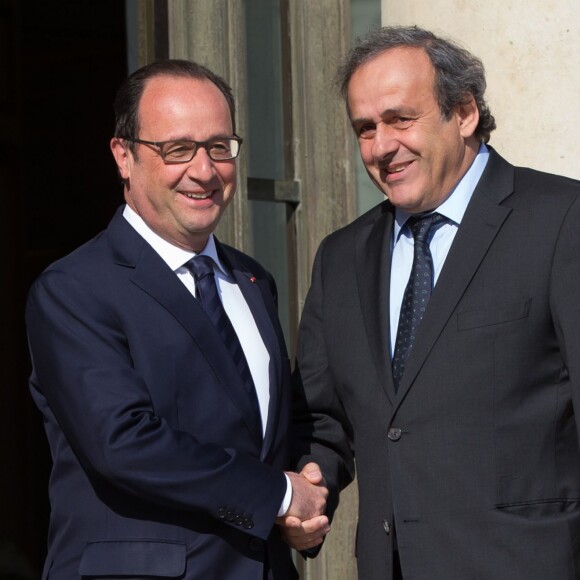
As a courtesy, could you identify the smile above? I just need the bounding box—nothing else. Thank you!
[386,161,412,174]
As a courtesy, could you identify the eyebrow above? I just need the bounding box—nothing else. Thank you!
[163,134,234,142]
[351,106,419,126]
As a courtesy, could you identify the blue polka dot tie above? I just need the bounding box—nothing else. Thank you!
[186,256,261,420]
[392,213,445,391]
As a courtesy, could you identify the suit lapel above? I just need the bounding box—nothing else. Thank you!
[356,204,397,403]
[108,214,264,447]
[394,149,515,406]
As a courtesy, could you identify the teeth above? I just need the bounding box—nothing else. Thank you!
[185,192,210,199]
[387,163,409,174]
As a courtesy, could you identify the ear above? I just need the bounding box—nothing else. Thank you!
[456,95,479,139]
[110,137,131,181]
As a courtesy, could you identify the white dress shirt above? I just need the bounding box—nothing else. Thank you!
[389,144,490,356]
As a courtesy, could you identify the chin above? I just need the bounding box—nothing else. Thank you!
[385,194,417,210]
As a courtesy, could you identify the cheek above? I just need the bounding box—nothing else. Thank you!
[358,142,375,167]
[217,164,237,189]
[153,167,188,195]
[134,171,179,208]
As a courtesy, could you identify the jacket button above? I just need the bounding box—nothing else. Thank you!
[217,507,227,519]
[226,510,236,522]
[383,520,391,535]
[388,427,402,441]
[243,519,254,529]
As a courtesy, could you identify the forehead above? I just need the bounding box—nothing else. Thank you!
[138,75,233,134]
[347,47,436,114]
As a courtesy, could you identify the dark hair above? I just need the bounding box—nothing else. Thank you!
[113,59,236,154]
[336,26,496,143]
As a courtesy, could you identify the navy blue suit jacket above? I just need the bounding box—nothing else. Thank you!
[27,207,297,579]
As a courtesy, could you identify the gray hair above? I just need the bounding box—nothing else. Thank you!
[336,26,496,143]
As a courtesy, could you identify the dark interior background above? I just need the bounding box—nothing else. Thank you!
[1,0,127,574]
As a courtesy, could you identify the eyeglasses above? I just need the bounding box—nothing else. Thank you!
[122,135,243,163]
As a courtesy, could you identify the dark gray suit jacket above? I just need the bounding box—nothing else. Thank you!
[293,148,580,579]
[27,207,297,580]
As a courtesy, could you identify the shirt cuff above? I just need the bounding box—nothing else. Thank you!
[277,473,293,517]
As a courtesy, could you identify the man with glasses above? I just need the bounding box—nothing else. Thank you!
[26,59,328,580]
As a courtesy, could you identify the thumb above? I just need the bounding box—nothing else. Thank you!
[301,462,323,484]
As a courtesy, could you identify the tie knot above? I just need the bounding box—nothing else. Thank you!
[187,255,215,280]
[408,212,445,244]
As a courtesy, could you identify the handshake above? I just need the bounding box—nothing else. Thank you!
[277,463,330,551]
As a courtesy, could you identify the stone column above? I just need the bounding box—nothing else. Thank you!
[288,1,358,578]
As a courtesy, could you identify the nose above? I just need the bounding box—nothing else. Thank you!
[371,123,399,163]
[185,145,218,182]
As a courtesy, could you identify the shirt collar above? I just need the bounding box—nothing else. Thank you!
[393,142,490,241]
[122,204,229,276]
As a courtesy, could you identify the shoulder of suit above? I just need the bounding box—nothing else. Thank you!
[487,145,580,197]
[513,164,580,197]
[36,208,144,282]
[319,199,392,247]
[38,229,109,279]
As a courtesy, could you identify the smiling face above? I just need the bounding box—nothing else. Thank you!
[110,75,237,251]
[348,47,480,214]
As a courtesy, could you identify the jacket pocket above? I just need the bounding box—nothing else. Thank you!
[457,298,531,331]
[79,540,186,577]
[495,498,580,520]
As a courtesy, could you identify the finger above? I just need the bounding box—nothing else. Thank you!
[276,515,302,528]
[282,517,330,539]
[300,515,329,534]
[300,462,323,484]
[290,535,326,551]
[280,524,329,551]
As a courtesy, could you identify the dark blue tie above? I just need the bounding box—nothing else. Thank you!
[187,256,261,425]
[392,213,445,391]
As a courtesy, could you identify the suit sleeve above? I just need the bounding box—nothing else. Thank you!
[26,267,286,540]
[291,239,356,519]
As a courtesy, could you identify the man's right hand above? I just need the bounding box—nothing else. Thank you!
[276,463,330,550]
[283,462,328,521]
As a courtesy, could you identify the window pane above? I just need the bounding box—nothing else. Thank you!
[245,0,291,343]
[245,0,285,181]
